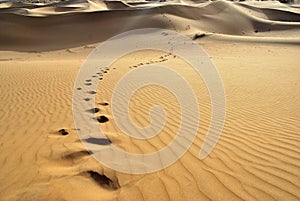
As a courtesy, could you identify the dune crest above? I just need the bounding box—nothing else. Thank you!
[0,0,299,51]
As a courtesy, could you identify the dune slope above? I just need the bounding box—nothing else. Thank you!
[0,0,299,201]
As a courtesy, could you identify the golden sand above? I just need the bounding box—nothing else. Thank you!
[0,0,299,200]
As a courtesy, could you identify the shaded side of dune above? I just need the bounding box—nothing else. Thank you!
[0,1,300,51]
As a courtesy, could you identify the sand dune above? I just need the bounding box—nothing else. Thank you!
[0,0,299,200]
[0,0,299,51]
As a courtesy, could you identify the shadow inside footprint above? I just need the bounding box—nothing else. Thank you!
[87,171,119,190]
[58,129,68,136]
[63,150,91,160]
[97,115,109,123]
[98,102,109,106]
[85,137,111,145]
[87,108,100,113]
[88,91,97,94]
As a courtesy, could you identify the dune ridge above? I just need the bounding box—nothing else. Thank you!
[0,0,299,51]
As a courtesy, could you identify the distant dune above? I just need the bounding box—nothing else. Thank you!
[0,0,299,51]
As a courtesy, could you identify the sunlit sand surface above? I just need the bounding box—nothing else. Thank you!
[0,0,299,200]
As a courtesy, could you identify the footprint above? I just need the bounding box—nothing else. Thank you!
[98,102,109,106]
[85,137,111,145]
[97,115,109,123]
[58,129,69,136]
[88,91,97,95]
[87,108,100,113]
[63,150,90,160]
[162,32,168,36]
[86,171,119,190]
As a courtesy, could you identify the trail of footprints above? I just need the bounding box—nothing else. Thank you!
[53,52,174,190]
[70,52,174,137]
[76,51,174,107]
[54,100,119,190]
[129,52,175,69]
[55,65,114,189]
[63,52,175,144]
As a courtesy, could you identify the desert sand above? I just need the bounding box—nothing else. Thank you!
[0,0,300,200]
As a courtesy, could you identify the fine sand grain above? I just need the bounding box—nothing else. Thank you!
[0,0,299,200]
